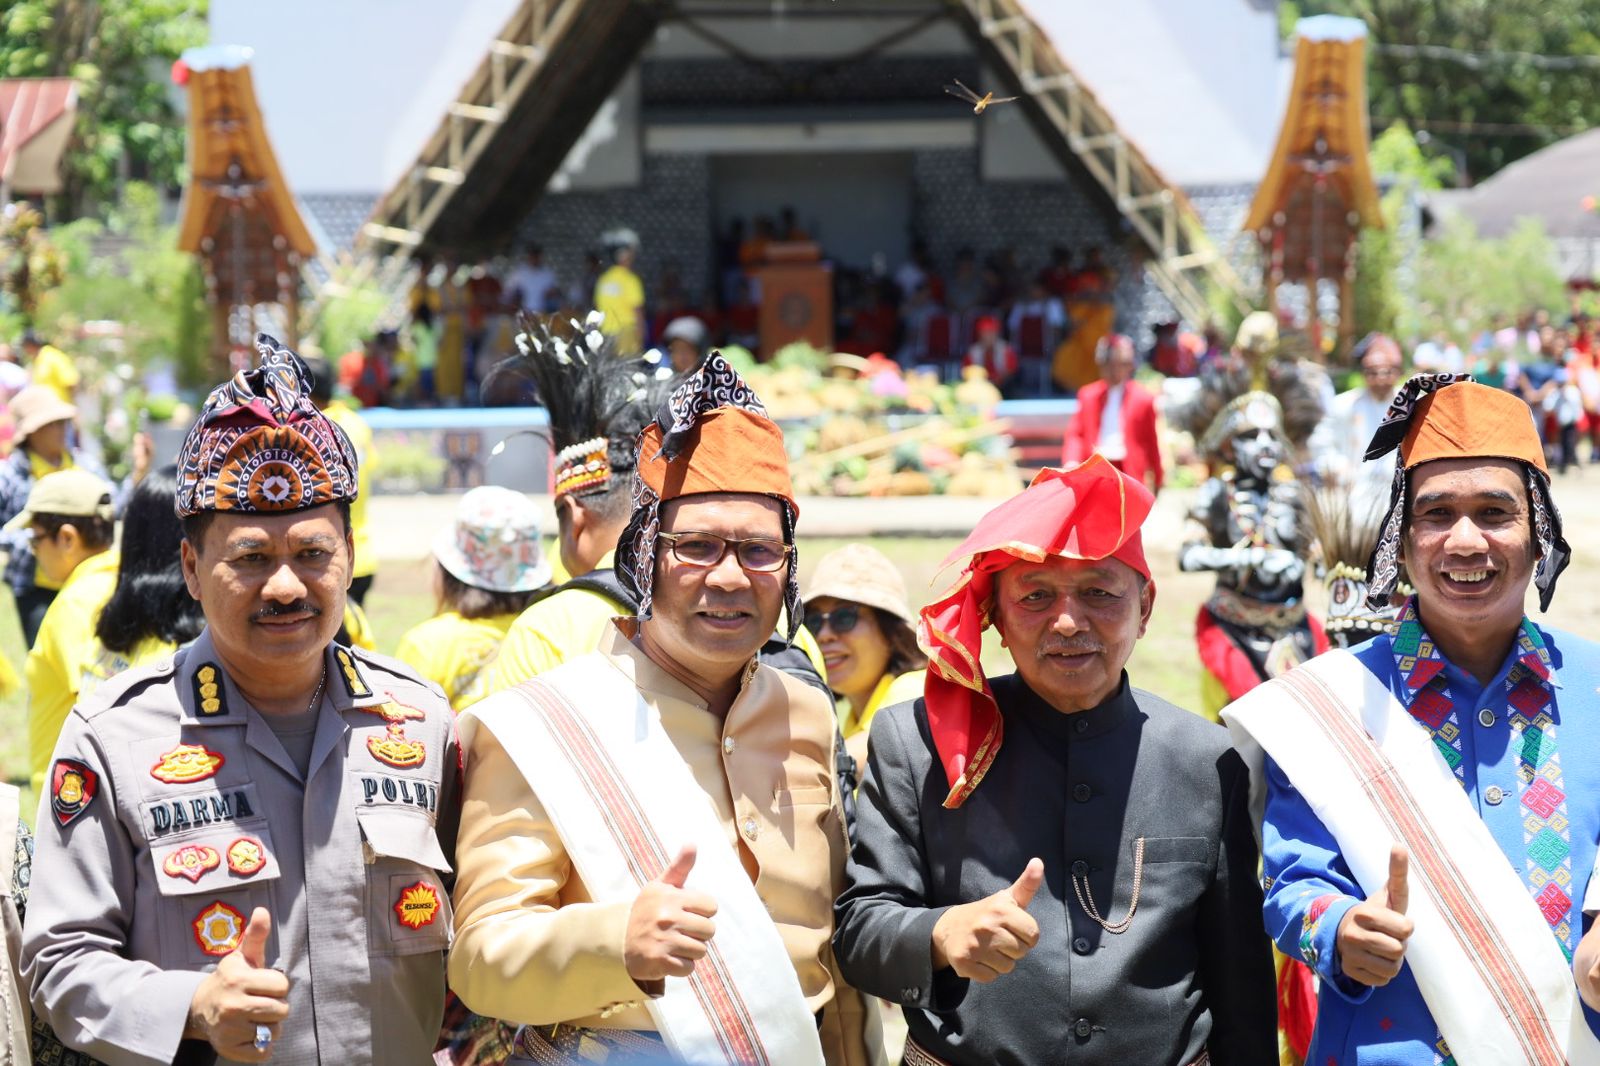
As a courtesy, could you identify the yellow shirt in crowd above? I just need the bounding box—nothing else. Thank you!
[594,265,644,353]
[32,344,80,405]
[79,635,175,702]
[839,669,926,779]
[490,550,622,690]
[27,550,119,794]
[322,401,378,580]
[394,611,518,711]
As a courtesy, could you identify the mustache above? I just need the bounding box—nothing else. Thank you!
[253,601,323,621]
[1037,640,1104,659]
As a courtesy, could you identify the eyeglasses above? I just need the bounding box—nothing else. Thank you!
[657,531,792,573]
[804,605,862,635]
[1362,364,1401,379]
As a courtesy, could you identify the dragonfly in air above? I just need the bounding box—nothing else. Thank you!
[944,79,1019,115]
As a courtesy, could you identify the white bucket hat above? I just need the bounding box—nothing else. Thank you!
[432,486,552,593]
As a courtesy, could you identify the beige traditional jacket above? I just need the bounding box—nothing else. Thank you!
[450,620,876,1065]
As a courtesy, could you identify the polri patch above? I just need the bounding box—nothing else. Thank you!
[192,663,226,717]
[336,648,371,698]
[162,844,221,883]
[368,732,426,769]
[151,743,225,784]
[394,881,441,930]
[227,837,266,877]
[51,759,98,826]
[193,900,245,956]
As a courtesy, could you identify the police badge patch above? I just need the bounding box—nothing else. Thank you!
[162,844,221,883]
[151,743,226,784]
[193,900,246,956]
[227,837,267,877]
[51,759,99,826]
[394,881,441,929]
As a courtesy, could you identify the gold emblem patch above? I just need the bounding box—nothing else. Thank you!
[151,743,226,784]
[368,732,427,768]
[193,663,226,717]
[394,881,441,930]
[192,900,245,956]
[364,700,428,768]
[162,844,221,883]
[227,837,266,877]
[336,648,371,698]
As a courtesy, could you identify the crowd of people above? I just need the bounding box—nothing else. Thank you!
[342,225,1139,408]
[0,295,1599,1066]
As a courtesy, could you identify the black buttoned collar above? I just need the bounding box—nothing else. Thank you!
[1002,671,1137,746]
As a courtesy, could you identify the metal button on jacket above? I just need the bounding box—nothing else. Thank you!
[1074,718,1089,734]
[1479,708,1496,728]
[742,817,759,840]
[1072,783,1092,803]
[1071,860,1089,877]
[722,736,735,755]
[1074,1018,1092,1038]
[1073,937,1091,955]
[1485,785,1505,806]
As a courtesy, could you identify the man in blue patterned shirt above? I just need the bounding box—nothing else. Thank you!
[1226,376,1600,1065]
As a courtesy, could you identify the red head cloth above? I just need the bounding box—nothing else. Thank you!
[919,455,1155,808]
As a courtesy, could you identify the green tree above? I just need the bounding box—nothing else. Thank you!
[1413,216,1564,337]
[1350,123,1455,342]
[34,181,210,384]
[1282,0,1600,181]
[0,0,209,218]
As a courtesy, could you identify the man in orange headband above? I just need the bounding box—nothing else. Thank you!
[834,455,1276,1065]
[1227,375,1600,1064]
[450,353,876,1065]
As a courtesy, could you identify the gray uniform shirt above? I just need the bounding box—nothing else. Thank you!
[834,673,1276,1066]
[21,629,461,1066]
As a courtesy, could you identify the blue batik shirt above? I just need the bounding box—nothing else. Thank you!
[1262,606,1600,1065]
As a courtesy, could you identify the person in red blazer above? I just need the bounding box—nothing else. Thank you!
[1061,333,1164,492]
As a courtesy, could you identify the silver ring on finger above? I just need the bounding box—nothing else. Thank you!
[255,1024,273,1052]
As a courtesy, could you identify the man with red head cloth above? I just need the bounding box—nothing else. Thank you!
[449,353,877,1065]
[833,455,1276,1065]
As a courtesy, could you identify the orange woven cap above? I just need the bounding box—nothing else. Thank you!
[1401,381,1545,473]
[636,405,797,512]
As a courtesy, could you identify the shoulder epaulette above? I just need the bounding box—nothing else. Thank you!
[343,643,449,704]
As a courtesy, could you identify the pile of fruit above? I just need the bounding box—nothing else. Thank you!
[720,344,1025,497]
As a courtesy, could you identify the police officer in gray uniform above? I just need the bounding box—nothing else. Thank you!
[21,335,460,1065]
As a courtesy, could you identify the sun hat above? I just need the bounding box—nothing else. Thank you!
[803,543,915,625]
[10,385,77,442]
[4,468,115,532]
[432,486,552,593]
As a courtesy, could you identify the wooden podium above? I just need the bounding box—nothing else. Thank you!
[755,242,833,357]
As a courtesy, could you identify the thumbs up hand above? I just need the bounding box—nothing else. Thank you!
[930,858,1045,983]
[625,845,720,983]
[1335,846,1416,988]
[184,907,291,1059]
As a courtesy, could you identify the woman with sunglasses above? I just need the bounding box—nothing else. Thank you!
[803,543,927,777]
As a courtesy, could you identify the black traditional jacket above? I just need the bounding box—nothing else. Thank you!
[834,673,1276,1066]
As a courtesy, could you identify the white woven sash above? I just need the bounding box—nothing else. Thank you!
[1224,649,1600,1066]
[459,661,825,1066]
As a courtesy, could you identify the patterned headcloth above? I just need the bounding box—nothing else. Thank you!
[176,333,359,519]
[615,351,801,639]
[920,456,1154,808]
[1364,375,1569,611]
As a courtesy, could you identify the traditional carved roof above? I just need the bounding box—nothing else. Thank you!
[1244,16,1381,282]
[176,45,315,301]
